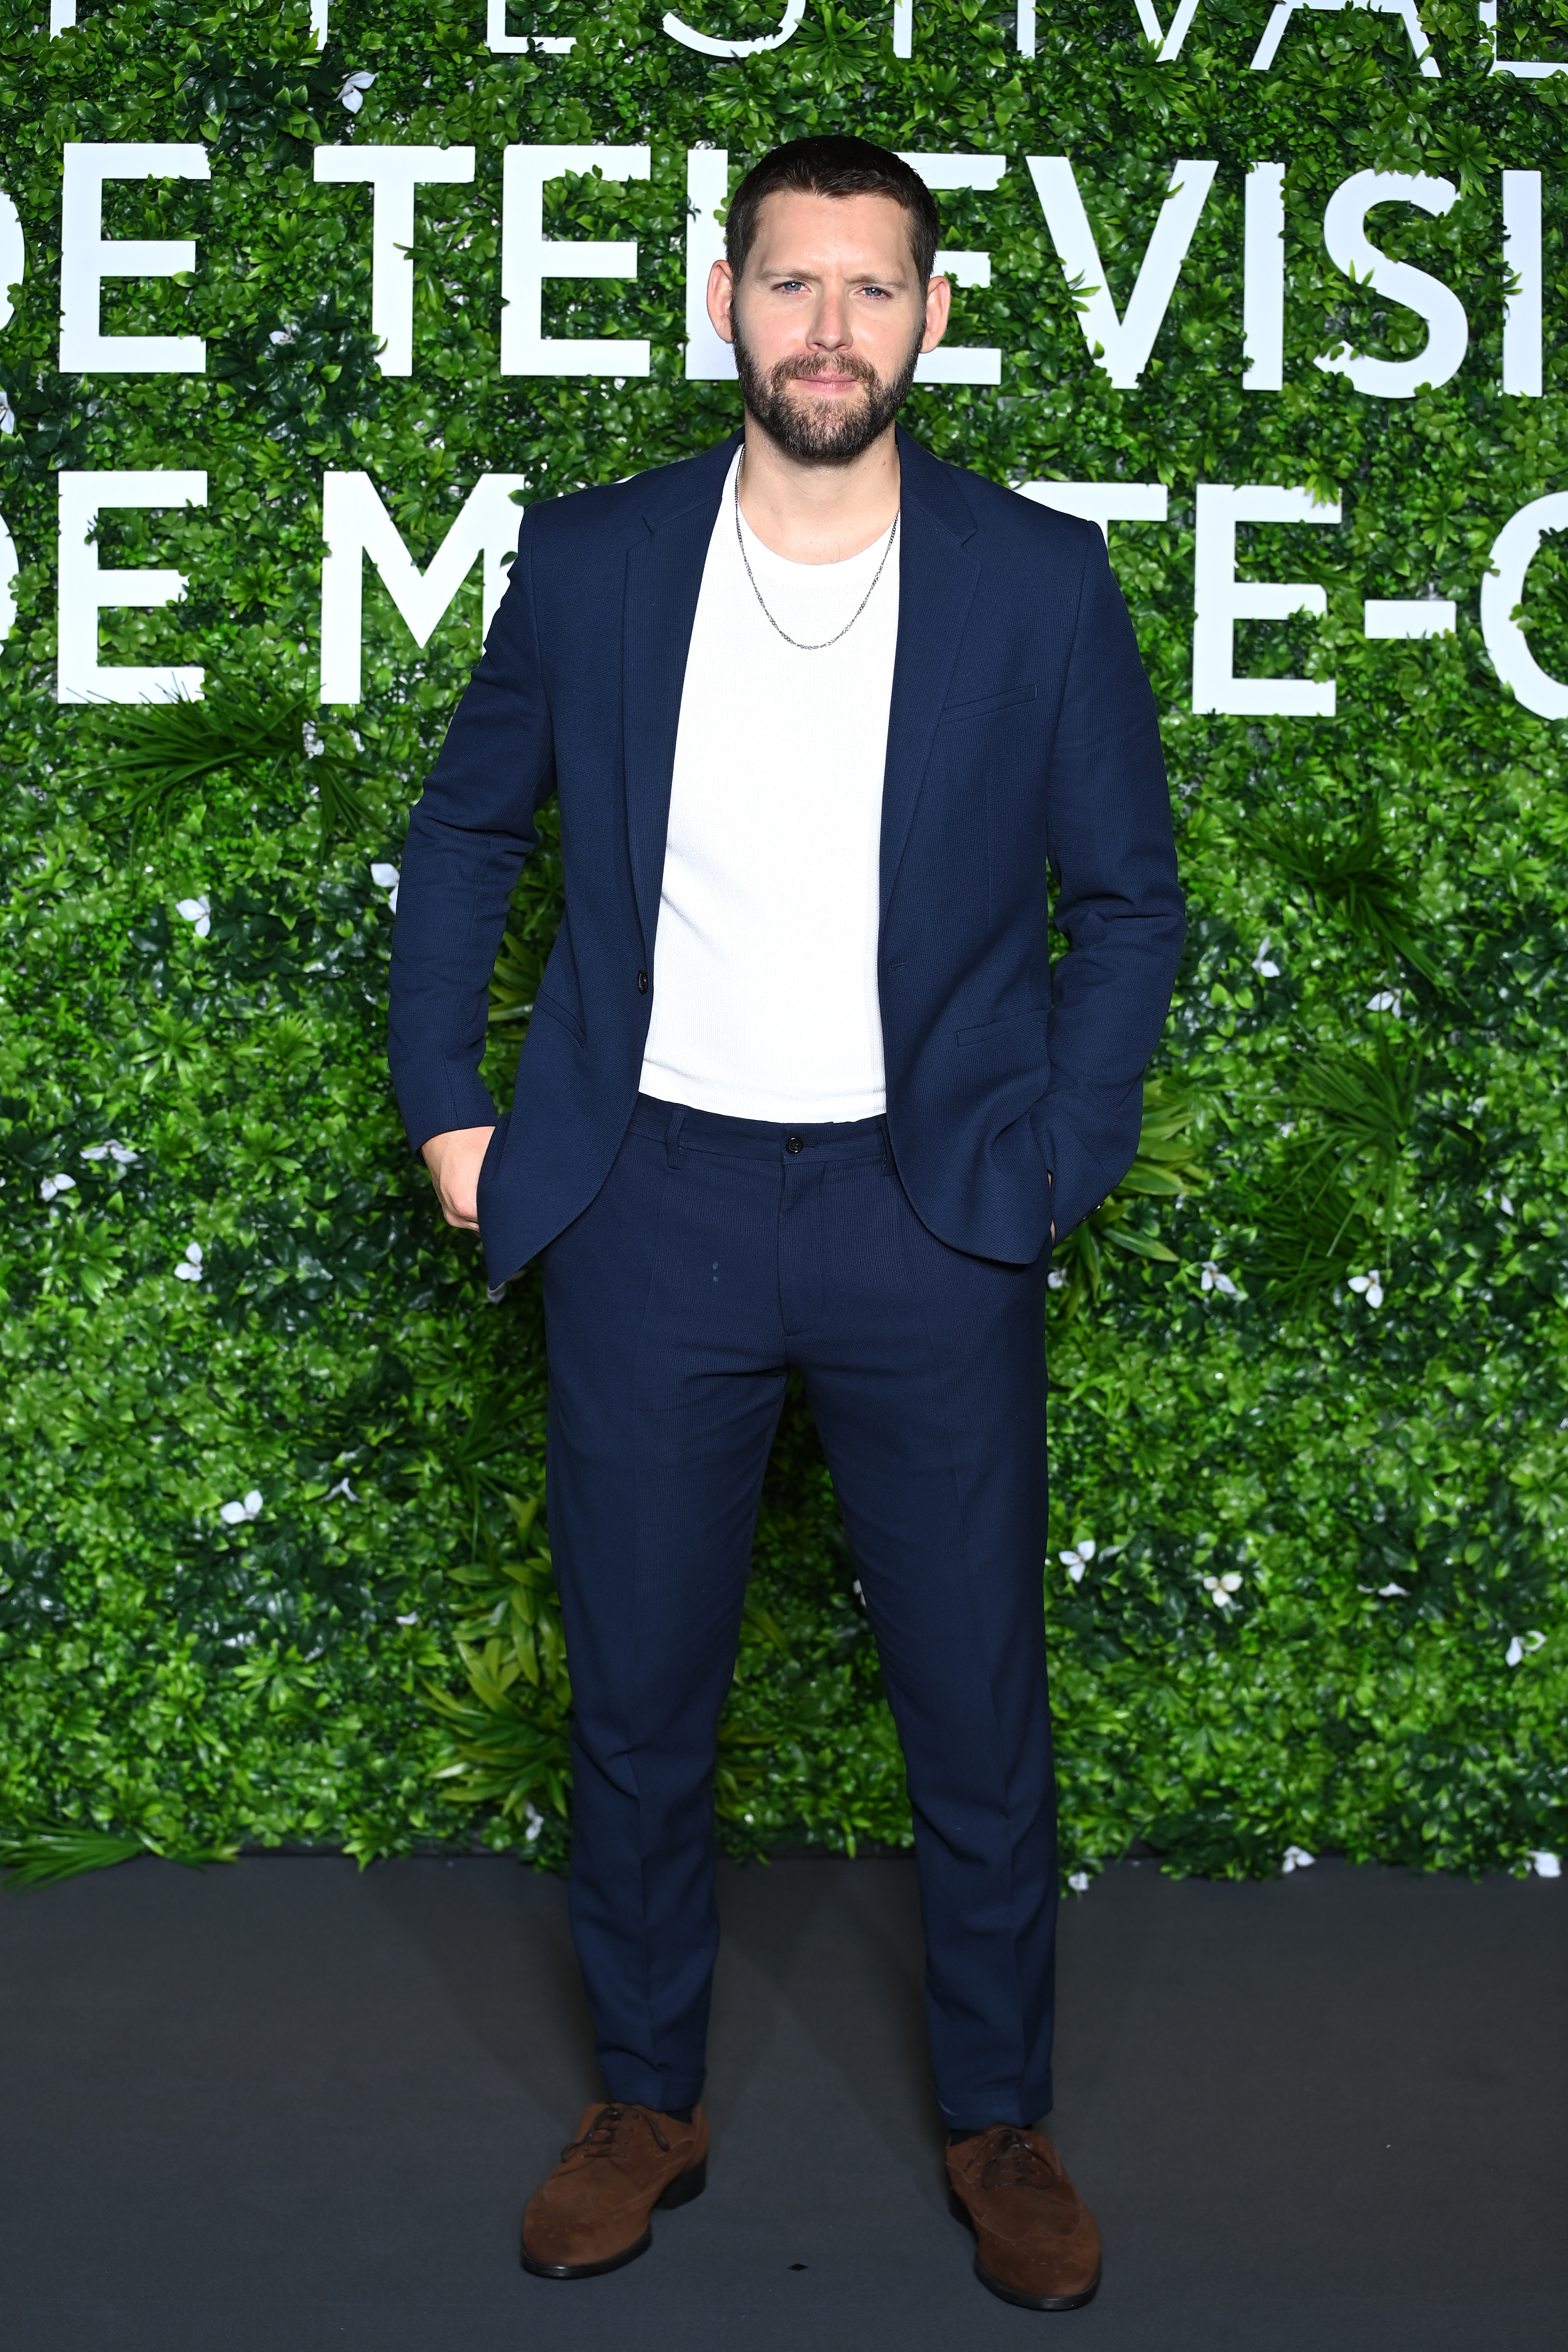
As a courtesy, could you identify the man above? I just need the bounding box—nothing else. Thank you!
[389,135,1182,2312]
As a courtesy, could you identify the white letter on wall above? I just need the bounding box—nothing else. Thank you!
[0,185,21,431]
[59,144,209,373]
[898,154,1007,385]
[500,146,651,377]
[319,472,525,706]
[1244,162,1285,391]
[664,0,804,53]
[1027,155,1218,390]
[0,188,22,330]
[0,512,16,642]
[1192,482,1341,717]
[313,147,475,376]
[1503,169,1542,397]
[1134,1,1203,60]
[487,0,576,49]
[1480,1,1568,76]
[1018,480,1169,543]
[1252,0,1438,77]
[686,149,735,382]
[1481,492,1568,717]
[1317,170,1466,396]
[57,469,207,704]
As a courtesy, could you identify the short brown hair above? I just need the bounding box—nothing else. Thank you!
[724,135,941,287]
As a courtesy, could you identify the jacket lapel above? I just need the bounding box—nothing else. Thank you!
[623,436,738,958]
[880,431,981,921]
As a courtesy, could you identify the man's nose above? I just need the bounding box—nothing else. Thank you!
[808,287,852,348]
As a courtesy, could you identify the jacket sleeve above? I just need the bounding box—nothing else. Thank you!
[386,508,557,1155]
[1034,530,1185,1240]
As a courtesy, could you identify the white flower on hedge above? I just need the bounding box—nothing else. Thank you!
[1500,1193,1514,1217]
[1067,1870,1090,1894]
[40,1172,75,1202]
[1252,938,1281,978]
[1505,1630,1546,1667]
[395,1611,418,1626]
[1377,1581,1409,1597]
[173,1241,203,1282]
[1047,1267,1068,1290]
[219,1489,263,1526]
[1203,1571,1243,1607]
[175,894,210,939]
[325,1476,360,1503]
[1282,1844,1315,1873]
[81,1140,138,1165]
[1200,1262,1240,1297]
[1348,1269,1385,1308]
[1367,988,1402,1016]
[1060,1539,1096,1584]
[1529,1850,1561,1878]
[339,70,375,110]
[523,1802,544,1844]
[370,862,399,913]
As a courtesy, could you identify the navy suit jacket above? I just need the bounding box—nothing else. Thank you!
[387,427,1184,1288]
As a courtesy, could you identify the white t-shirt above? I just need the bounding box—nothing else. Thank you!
[639,451,899,1123]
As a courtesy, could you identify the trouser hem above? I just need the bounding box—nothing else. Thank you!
[601,2071,707,2113]
[938,2071,1054,2131]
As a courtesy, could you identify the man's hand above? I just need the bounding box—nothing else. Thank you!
[422,1125,496,1232]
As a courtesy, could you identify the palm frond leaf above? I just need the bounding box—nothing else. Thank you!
[1248,801,1445,990]
[1048,1075,1205,1315]
[0,1830,147,1889]
[0,1829,235,1890]
[426,1493,574,1824]
[487,921,547,1028]
[89,689,373,845]
[1251,1040,1421,1294]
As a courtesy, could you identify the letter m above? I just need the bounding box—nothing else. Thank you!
[319,471,526,705]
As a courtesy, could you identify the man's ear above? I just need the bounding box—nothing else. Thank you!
[707,258,737,347]
[920,272,952,356]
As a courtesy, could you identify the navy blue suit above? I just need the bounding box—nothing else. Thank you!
[389,427,1182,2128]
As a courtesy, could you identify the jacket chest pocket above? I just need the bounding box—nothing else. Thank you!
[938,682,1036,727]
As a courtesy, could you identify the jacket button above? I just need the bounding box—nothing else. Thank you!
[785,1134,804,1155]
[637,970,648,994]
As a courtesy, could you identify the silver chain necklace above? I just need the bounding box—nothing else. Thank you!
[733,467,900,653]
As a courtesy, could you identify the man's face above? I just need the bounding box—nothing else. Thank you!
[708,189,951,465]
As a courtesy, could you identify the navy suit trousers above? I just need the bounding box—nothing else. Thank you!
[541,1095,1058,2129]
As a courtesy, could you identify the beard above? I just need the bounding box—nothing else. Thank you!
[730,313,925,465]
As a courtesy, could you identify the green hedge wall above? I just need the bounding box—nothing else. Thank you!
[3,0,1567,1884]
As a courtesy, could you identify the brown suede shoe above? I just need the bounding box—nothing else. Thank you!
[946,2126,1102,2310]
[521,2102,709,2278]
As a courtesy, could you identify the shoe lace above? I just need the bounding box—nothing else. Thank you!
[980,2128,1056,2193]
[561,2104,672,2164]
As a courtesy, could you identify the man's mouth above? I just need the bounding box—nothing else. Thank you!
[788,365,871,394]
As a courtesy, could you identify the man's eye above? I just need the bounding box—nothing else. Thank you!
[775,279,806,293]
[857,285,891,299]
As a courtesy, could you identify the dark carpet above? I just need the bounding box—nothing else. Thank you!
[0,1849,1562,2351]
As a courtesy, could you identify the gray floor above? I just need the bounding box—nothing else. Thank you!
[1,1849,1563,2350]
